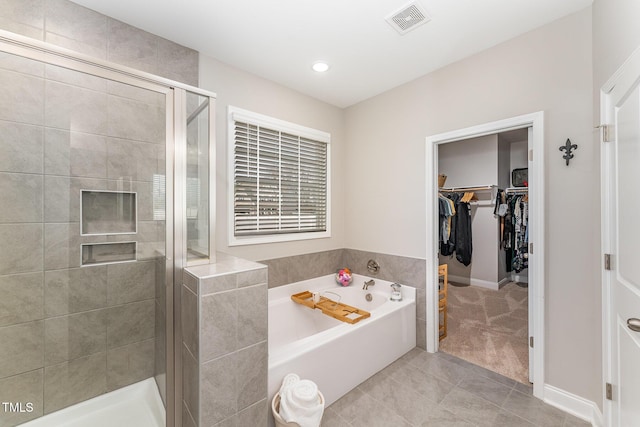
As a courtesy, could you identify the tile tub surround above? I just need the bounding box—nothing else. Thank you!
[260,248,428,349]
[344,249,426,349]
[259,248,345,288]
[183,253,268,427]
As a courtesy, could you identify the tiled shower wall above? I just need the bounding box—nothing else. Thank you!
[260,248,427,349]
[0,52,165,427]
[0,0,199,86]
[0,1,198,426]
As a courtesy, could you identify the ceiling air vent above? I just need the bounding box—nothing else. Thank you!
[385,1,431,35]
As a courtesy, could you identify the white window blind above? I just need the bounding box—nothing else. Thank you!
[186,177,200,219]
[152,173,165,221]
[232,115,328,238]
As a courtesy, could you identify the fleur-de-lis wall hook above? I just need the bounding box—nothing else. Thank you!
[559,139,578,166]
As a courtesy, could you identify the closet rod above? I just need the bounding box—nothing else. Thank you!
[505,187,529,194]
[440,185,496,193]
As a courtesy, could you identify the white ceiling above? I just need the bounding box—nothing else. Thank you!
[70,0,592,108]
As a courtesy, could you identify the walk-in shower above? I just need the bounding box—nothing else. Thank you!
[0,31,214,427]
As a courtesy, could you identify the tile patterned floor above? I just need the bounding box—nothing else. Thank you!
[322,348,591,427]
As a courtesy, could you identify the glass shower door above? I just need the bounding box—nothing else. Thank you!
[186,91,213,263]
[0,50,170,427]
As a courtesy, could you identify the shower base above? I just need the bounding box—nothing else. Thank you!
[20,378,165,427]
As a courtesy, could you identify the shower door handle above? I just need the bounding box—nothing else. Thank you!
[628,318,640,332]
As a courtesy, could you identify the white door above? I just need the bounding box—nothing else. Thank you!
[602,47,640,427]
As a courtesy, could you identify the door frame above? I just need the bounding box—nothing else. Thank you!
[600,44,640,427]
[425,112,545,398]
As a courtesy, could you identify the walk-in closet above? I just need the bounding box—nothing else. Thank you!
[436,129,531,385]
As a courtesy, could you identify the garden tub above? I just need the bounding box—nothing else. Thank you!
[268,273,416,408]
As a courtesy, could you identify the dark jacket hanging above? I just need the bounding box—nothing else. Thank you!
[455,201,473,266]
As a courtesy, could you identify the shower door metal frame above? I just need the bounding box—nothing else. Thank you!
[0,29,216,427]
[183,91,216,268]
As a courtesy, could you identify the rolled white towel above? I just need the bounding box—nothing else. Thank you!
[279,379,324,427]
[279,373,300,396]
[290,380,317,405]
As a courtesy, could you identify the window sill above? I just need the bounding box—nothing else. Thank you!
[228,230,331,246]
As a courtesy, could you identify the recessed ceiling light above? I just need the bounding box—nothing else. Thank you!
[312,61,330,73]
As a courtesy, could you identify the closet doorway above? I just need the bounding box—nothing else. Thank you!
[425,112,545,398]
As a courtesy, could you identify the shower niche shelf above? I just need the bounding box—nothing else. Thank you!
[81,190,137,236]
[81,242,137,266]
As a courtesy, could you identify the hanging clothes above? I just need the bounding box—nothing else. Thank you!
[438,193,454,255]
[455,200,473,266]
[500,192,529,273]
[438,192,472,265]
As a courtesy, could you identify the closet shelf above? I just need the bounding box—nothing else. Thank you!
[505,187,529,194]
[439,185,496,193]
[440,185,497,204]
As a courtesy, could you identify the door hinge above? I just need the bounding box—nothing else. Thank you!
[528,149,533,161]
[529,336,534,348]
[606,382,613,400]
[529,243,533,254]
[596,124,614,142]
[604,254,612,270]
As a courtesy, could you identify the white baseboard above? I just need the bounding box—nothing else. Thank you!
[497,277,511,289]
[448,274,504,290]
[543,384,603,427]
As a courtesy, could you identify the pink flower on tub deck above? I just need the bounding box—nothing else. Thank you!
[335,268,353,287]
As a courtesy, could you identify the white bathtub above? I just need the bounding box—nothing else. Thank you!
[268,273,416,408]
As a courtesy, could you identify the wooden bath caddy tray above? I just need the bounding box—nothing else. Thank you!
[291,291,370,324]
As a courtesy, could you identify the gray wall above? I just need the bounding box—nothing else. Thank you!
[344,7,599,406]
[198,55,347,262]
[592,0,640,90]
[209,6,601,408]
[0,1,198,425]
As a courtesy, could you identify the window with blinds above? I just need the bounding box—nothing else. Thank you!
[229,107,330,245]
